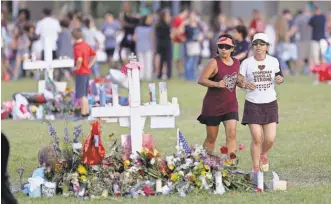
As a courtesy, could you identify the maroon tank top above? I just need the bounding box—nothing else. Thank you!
[200,57,240,116]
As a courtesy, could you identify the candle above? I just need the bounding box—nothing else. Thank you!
[171,97,178,104]
[214,171,225,194]
[156,179,162,193]
[148,83,156,104]
[257,171,264,192]
[112,84,119,106]
[159,82,168,104]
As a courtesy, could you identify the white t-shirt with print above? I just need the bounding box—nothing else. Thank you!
[240,55,280,104]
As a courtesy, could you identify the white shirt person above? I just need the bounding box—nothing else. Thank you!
[239,33,284,173]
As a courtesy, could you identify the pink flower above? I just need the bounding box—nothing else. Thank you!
[220,146,228,154]
[239,144,245,151]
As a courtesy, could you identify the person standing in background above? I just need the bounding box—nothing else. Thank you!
[56,20,74,81]
[249,10,266,40]
[119,2,140,62]
[101,12,121,69]
[210,14,229,57]
[184,11,202,81]
[134,13,154,81]
[155,9,172,80]
[309,7,326,65]
[289,6,312,75]
[72,28,96,119]
[232,25,250,63]
[35,8,61,61]
[171,7,189,78]
[83,17,100,78]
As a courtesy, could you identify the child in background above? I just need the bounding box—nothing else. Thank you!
[133,13,154,81]
[72,28,96,119]
[56,20,74,81]
[13,27,30,80]
[101,12,121,69]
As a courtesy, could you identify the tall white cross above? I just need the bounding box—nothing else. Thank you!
[91,53,180,154]
[23,37,74,93]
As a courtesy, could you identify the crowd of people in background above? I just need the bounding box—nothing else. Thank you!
[1,1,331,84]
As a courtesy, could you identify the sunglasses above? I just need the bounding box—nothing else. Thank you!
[253,41,267,46]
[218,44,233,50]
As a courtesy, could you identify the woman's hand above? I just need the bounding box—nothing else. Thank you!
[275,75,284,84]
[245,81,256,90]
[217,80,226,88]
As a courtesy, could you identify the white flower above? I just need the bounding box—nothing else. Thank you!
[129,154,137,160]
[206,172,213,180]
[150,158,155,165]
[178,171,184,176]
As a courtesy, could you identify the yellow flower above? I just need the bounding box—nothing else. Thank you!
[170,173,179,182]
[194,155,200,160]
[80,175,87,182]
[31,105,38,113]
[123,160,131,168]
[222,170,227,177]
[201,170,206,176]
[224,160,232,166]
[198,163,204,169]
[55,163,61,173]
[169,164,175,170]
[195,180,201,187]
[77,165,87,175]
[153,149,160,156]
[204,165,210,171]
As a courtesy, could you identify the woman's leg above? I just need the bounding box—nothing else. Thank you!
[203,125,219,153]
[223,120,237,153]
[249,124,263,171]
[260,122,277,170]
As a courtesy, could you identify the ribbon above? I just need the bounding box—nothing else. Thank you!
[121,61,144,76]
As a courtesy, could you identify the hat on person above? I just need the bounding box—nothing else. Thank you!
[252,33,270,44]
[217,36,234,46]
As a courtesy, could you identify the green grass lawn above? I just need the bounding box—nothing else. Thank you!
[1,73,331,203]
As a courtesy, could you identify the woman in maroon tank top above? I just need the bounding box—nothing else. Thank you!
[197,34,246,154]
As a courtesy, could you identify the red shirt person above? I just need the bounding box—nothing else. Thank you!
[197,34,245,154]
[72,28,96,118]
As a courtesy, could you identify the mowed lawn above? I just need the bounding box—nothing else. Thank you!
[1,73,331,203]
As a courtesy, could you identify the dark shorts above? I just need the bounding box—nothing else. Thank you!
[75,74,90,98]
[105,48,115,57]
[241,100,278,125]
[197,112,239,126]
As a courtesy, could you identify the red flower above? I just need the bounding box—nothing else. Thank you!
[146,152,154,160]
[220,146,228,154]
[139,169,145,175]
[229,152,237,159]
[257,188,263,193]
[239,144,245,151]
[143,186,154,196]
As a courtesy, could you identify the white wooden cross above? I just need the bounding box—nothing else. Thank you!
[23,37,74,93]
[91,53,180,154]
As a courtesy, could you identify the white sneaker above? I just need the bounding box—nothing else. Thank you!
[313,80,320,86]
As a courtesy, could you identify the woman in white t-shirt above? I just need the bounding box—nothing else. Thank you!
[240,33,284,172]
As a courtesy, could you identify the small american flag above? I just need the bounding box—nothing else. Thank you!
[177,129,191,154]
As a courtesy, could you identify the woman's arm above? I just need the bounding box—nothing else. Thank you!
[198,59,222,88]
